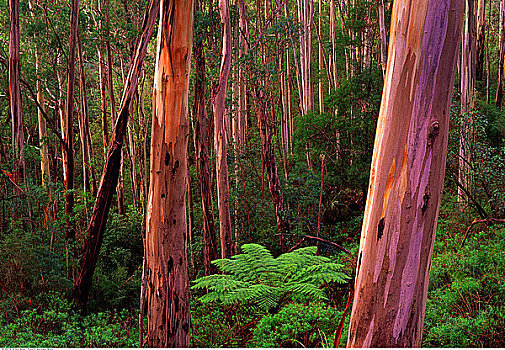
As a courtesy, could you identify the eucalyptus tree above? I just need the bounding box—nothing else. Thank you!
[347,0,464,346]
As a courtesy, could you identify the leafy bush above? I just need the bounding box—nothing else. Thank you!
[0,291,138,347]
[190,303,259,348]
[423,221,505,347]
[250,302,348,348]
[192,244,348,312]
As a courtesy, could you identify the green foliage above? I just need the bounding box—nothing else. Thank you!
[423,217,505,347]
[191,303,259,347]
[250,302,348,348]
[192,244,348,312]
[88,208,144,311]
[0,292,138,347]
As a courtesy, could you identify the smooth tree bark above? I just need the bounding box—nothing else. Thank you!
[144,0,194,346]
[459,0,476,206]
[62,0,79,236]
[9,0,25,184]
[475,0,486,81]
[496,0,505,108]
[347,0,464,347]
[193,37,219,276]
[213,0,233,259]
[73,0,160,309]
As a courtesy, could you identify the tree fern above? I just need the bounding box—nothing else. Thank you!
[192,244,349,312]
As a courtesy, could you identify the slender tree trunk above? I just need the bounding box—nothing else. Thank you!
[98,46,109,156]
[193,37,218,276]
[77,30,98,197]
[36,53,50,185]
[475,0,486,81]
[144,0,193,345]
[297,0,314,114]
[29,0,49,187]
[347,0,464,347]
[62,0,79,238]
[254,88,289,244]
[73,0,160,310]
[377,0,388,77]
[9,0,25,184]
[458,0,476,207]
[213,0,233,259]
[318,0,323,113]
[496,0,505,109]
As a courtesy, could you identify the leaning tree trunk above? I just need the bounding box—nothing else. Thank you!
[213,0,233,259]
[9,0,25,184]
[193,36,219,276]
[144,0,194,346]
[346,0,464,347]
[73,0,160,310]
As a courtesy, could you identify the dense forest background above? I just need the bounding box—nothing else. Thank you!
[1,0,505,347]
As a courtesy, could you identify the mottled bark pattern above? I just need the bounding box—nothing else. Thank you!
[145,0,193,346]
[347,0,463,347]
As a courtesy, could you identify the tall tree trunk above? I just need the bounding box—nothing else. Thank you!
[29,0,49,186]
[458,0,476,207]
[77,30,98,197]
[318,0,323,113]
[9,0,25,184]
[475,0,486,81]
[377,0,389,77]
[193,37,218,276]
[496,0,505,109]
[62,0,79,238]
[347,0,464,347]
[36,52,50,185]
[213,0,233,259]
[144,0,193,346]
[73,0,160,310]
[297,0,314,114]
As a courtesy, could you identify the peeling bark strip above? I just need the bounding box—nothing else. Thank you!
[73,0,160,309]
[145,0,194,346]
[347,0,464,347]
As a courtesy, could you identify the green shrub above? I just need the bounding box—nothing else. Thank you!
[250,302,348,348]
[0,291,138,347]
[423,223,505,347]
